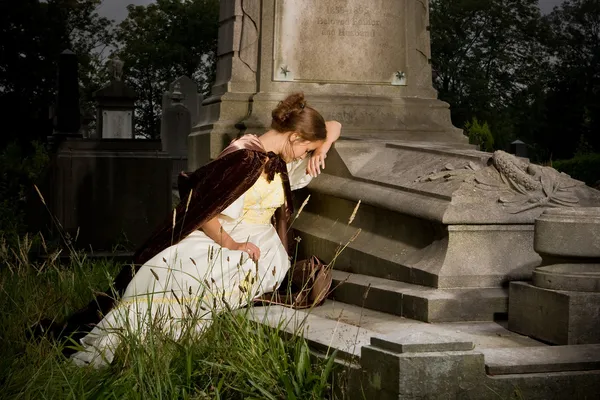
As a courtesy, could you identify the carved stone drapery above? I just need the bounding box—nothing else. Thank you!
[416,151,583,214]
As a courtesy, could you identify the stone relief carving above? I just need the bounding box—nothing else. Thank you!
[415,161,482,183]
[416,151,582,214]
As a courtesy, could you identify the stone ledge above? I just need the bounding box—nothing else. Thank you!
[370,331,474,354]
[533,264,600,292]
[480,345,600,375]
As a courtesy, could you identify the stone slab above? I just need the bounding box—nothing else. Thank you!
[480,345,600,375]
[508,281,600,345]
[246,305,373,361]
[274,0,406,84]
[370,331,474,354]
[533,264,600,292]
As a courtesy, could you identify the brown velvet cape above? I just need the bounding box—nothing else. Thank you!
[57,135,294,340]
[133,134,294,267]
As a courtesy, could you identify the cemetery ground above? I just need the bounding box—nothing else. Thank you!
[0,235,341,400]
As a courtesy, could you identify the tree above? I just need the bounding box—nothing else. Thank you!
[0,0,115,147]
[429,0,548,151]
[116,0,219,139]
[540,0,600,159]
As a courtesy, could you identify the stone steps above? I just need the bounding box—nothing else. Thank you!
[248,302,600,383]
[293,210,425,284]
[330,270,507,322]
[247,303,373,362]
[247,301,543,362]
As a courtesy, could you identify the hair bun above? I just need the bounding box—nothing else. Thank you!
[272,92,306,125]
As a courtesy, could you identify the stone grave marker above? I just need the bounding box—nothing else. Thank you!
[189,0,464,168]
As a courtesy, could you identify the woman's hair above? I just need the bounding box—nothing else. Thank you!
[271,93,327,141]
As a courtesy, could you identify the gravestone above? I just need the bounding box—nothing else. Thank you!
[510,140,528,158]
[189,0,464,169]
[161,76,203,141]
[93,57,137,139]
[161,83,192,185]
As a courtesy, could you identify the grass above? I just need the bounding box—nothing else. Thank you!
[0,234,342,399]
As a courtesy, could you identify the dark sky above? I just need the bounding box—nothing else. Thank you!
[99,0,566,22]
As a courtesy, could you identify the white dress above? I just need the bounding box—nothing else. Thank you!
[71,158,312,368]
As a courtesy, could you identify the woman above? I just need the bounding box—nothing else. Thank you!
[69,93,341,367]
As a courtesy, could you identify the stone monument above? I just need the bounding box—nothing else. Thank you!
[93,57,137,139]
[161,76,203,132]
[189,0,465,169]
[161,83,192,185]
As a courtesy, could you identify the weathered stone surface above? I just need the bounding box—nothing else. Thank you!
[101,110,133,139]
[248,302,600,399]
[330,270,508,322]
[535,207,600,258]
[274,0,407,84]
[508,281,600,345]
[169,76,202,125]
[190,0,466,167]
[371,331,474,353]
[162,87,192,158]
[533,264,600,292]
[293,142,600,294]
[481,344,600,375]
[93,78,137,140]
[361,346,485,398]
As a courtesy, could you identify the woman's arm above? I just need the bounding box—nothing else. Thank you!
[324,120,342,145]
[201,217,261,260]
[307,120,342,176]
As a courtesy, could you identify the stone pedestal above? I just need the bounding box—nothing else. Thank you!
[509,208,600,345]
[93,58,137,140]
[189,0,465,169]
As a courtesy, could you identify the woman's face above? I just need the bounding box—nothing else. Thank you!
[285,135,323,163]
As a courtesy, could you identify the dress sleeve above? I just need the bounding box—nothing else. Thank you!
[287,157,313,191]
[220,194,245,219]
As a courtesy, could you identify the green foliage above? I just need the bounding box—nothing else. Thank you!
[0,238,341,399]
[539,0,600,159]
[0,142,50,240]
[116,0,220,138]
[553,153,600,188]
[430,0,547,130]
[465,117,494,151]
[0,0,115,146]
[430,0,599,161]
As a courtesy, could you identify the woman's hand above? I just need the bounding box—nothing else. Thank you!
[233,241,261,262]
[307,145,329,177]
[306,120,341,177]
[201,217,260,261]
